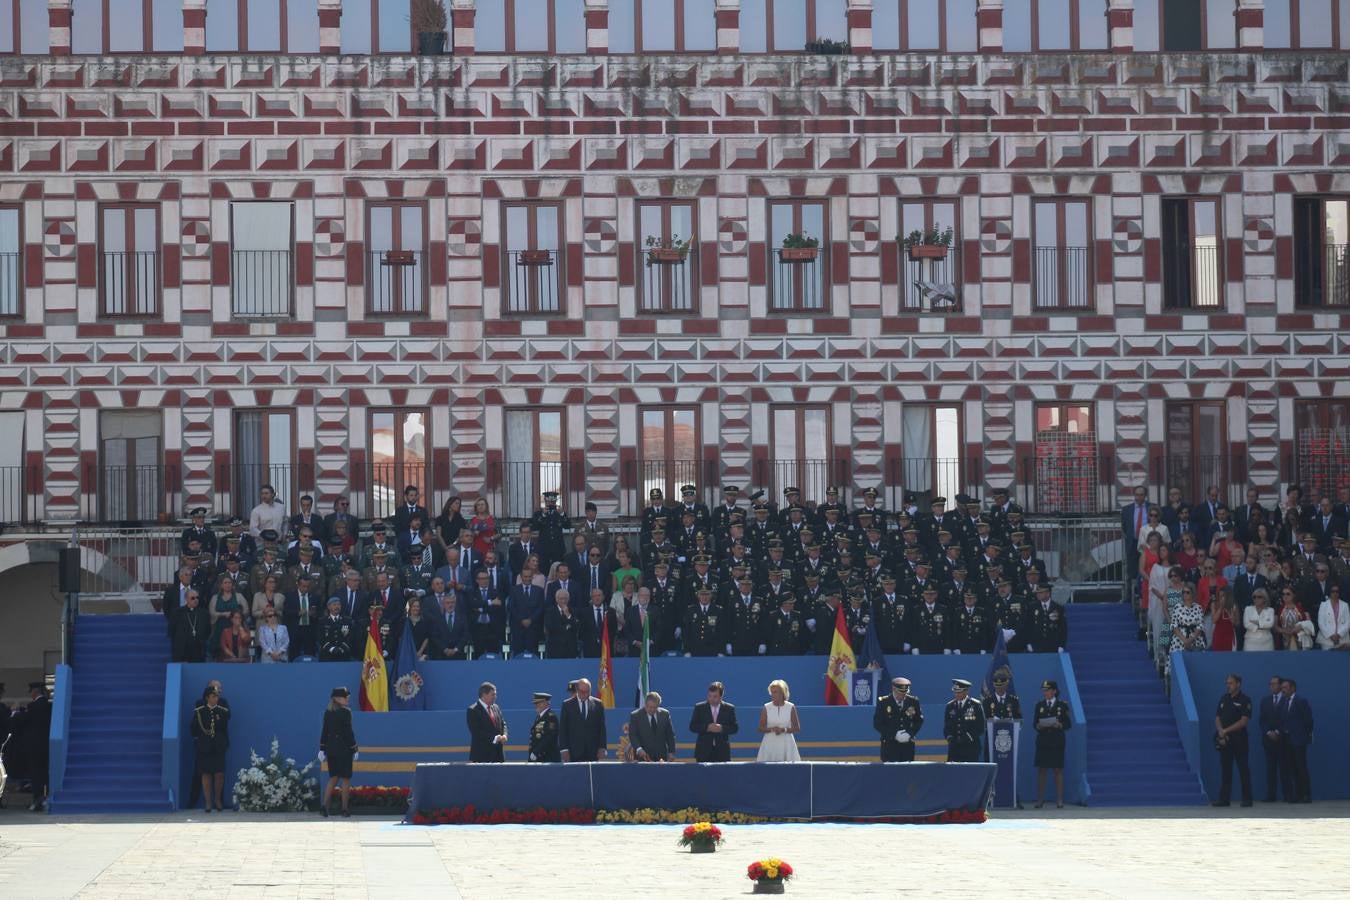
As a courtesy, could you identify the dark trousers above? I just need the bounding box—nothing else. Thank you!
[947,741,980,763]
[1262,736,1282,800]
[1218,736,1252,803]
[471,620,502,655]
[510,623,541,657]
[289,624,315,659]
[882,743,916,763]
[1281,743,1310,802]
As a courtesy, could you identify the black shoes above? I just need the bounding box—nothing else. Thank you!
[1211,801,1230,807]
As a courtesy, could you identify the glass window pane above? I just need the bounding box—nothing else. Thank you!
[1002,0,1031,50]
[341,0,373,52]
[370,206,392,252]
[110,1,145,51]
[801,204,824,243]
[72,0,104,53]
[774,410,798,462]
[287,0,320,51]
[134,208,156,250]
[1068,406,1092,433]
[0,8,10,52]
[1065,202,1088,247]
[1038,0,1071,48]
[371,412,395,467]
[945,0,977,51]
[671,409,697,460]
[555,0,586,52]
[247,0,281,51]
[232,202,291,250]
[267,413,291,469]
[642,0,676,50]
[1263,0,1291,46]
[1034,203,1058,247]
[516,0,550,51]
[538,411,562,463]
[932,202,957,235]
[902,406,933,491]
[642,410,666,461]
[402,411,426,464]
[534,207,559,250]
[1299,0,1334,46]
[1205,0,1234,47]
[684,0,717,50]
[506,207,528,251]
[153,0,185,51]
[1326,200,1349,245]
[901,202,924,238]
[400,206,423,250]
[1078,0,1108,48]
[206,0,240,51]
[20,0,50,53]
[741,0,768,51]
[378,0,410,51]
[1341,0,1350,49]
[815,0,848,42]
[0,209,17,251]
[1193,200,1217,240]
[909,0,940,48]
[1133,0,1160,49]
[803,409,828,459]
[771,204,793,246]
[873,0,900,49]
[103,209,127,253]
[639,205,662,241]
[608,0,635,51]
[670,204,693,240]
[475,0,507,50]
[773,0,807,49]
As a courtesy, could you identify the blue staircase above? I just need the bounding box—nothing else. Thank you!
[1071,603,1209,807]
[48,614,174,813]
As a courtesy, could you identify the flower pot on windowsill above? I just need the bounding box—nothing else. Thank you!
[753,879,786,895]
[779,247,818,263]
[517,250,554,266]
[907,244,948,260]
[382,250,415,265]
[647,248,689,265]
[418,31,447,56]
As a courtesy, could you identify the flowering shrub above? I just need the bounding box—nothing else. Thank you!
[349,786,410,809]
[410,805,596,825]
[596,807,768,825]
[747,859,795,882]
[677,821,724,848]
[231,739,319,812]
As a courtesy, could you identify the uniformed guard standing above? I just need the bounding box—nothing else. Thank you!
[953,589,994,655]
[530,491,572,571]
[1213,673,1254,807]
[729,576,768,656]
[874,677,923,762]
[528,691,561,762]
[982,673,1022,722]
[944,678,986,762]
[766,595,804,655]
[318,597,355,661]
[682,586,727,657]
[909,585,949,655]
[1022,582,1068,652]
[1032,679,1072,808]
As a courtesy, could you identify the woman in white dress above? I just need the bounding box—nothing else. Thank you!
[1242,588,1276,652]
[756,679,802,762]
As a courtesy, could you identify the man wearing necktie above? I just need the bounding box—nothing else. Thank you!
[284,571,318,659]
[433,591,468,660]
[467,568,503,655]
[558,678,606,762]
[581,588,613,658]
[1121,486,1150,594]
[628,691,677,761]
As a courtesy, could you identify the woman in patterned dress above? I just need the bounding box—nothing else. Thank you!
[1167,584,1206,675]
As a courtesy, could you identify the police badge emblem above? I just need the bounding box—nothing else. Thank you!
[853,678,873,705]
[994,729,1014,754]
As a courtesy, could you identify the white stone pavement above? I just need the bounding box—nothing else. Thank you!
[0,804,1345,900]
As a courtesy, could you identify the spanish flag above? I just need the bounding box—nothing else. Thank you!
[597,614,616,709]
[824,601,855,706]
[359,613,389,712]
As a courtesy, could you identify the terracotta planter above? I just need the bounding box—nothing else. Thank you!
[908,244,949,260]
[688,842,716,853]
[779,247,818,262]
[753,879,786,894]
[517,250,554,265]
[382,250,415,265]
[647,248,689,264]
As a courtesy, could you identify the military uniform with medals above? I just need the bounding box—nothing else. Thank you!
[528,693,561,762]
[766,601,804,655]
[953,598,994,654]
[909,592,949,654]
[529,493,573,570]
[944,679,987,762]
[318,609,355,661]
[874,681,924,762]
[729,582,768,655]
[682,591,727,657]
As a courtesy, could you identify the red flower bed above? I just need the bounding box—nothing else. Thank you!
[411,805,596,826]
[822,808,988,825]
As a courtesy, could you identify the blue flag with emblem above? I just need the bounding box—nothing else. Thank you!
[981,629,1019,807]
[981,629,1015,700]
[389,617,427,710]
[856,612,891,705]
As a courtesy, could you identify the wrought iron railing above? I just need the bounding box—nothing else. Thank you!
[0,251,22,316]
[1033,246,1092,309]
[231,249,292,317]
[641,245,697,312]
[91,464,177,524]
[368,249,425,314]
[902,245,962,312]
[1162,242,1222,309]
[100,250,159,316]
[771,248,825,311]
[506,249,561,313]
[1295,243,1349,308]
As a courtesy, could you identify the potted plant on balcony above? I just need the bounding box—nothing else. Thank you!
[517,249,554,265]
[780,233,819,263]
[804,38,850,55]
[411,0,448,56]
[904,225,954,261]
[645,235,691,265]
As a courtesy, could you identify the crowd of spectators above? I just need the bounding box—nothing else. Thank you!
[1122,483,1350,669]
[163,482,1070,664]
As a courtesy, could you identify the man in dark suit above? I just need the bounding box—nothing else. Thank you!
[579,589,620,658]
[1278,678,1313,803]
[1257,676,1284,802]
[323,496,358,547]
[463,567,506,655]
[1233,488,1267,543]
[1191,485,1222,532]
[21,681,52,810]
[543,590,580,659]
[509,578,546,656]
[429,592,469,660]
[628,691,677,761]
[558,678,607,762]
[528,692,561,762]
[1310,497,1348,554]
[282,571,322,658]
[506,524,537,579]
[466,681,507,762]
[580,546,612,599]
[1121,486,1150,592]
[162,566,195,636]
[622,591,662,657]
[689,681,738,762]
[1232,556,1268,612]
[390,485,429,535]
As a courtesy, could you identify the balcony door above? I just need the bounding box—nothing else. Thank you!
[101,410,163,522]
[504,409,565,518]
[1164,402,1226,504]
[236,410,295,516]
[370,409,427,522]
[640,408,700,503]
[100,205,159,317]
[901,405,963,507]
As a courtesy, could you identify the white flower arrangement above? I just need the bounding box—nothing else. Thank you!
[232,738,320,813]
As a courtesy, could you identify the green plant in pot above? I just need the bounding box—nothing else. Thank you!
[904,225,954,260]
[645,234,692,264]
[411,0,447,56]
[780,232,820,262]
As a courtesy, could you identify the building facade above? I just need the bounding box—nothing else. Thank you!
[0,0,1348,529]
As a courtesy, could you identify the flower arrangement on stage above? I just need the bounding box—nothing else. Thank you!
[411,805,596,825]
[232,739,319,812]
[348,786,410,810]
[747,859,794,894]
[596,807,768,825]
[677,821,724,852]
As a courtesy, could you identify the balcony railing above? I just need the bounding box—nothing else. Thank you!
[232,249,292,317]
[903,245,962,312]
[1155,455,1243,510]
[0,251,20,316]
[0,465,34,523]
[93,464,177,524]
[1293,428,1349,506]
[1162,243,1222,309]
[1033,246,1092,310]
[368,461,433,523]
[881,456,982,511]
[506,249,561,314]
[100,250,159,316]
[225,462,315,520]
[369,249,424,314]
[771,248,825,311]
[486,459,575,520]
[641,245,698,312]
[1296,243,1349,308]
[1021,449,1117,516]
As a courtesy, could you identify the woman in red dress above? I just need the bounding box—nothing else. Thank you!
[1209,587,1237,652]
[469,497,497,557]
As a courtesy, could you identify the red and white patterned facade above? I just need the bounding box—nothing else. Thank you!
[1,0,1348,524]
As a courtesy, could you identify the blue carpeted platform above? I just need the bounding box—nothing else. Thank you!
[1070,604,1207,807]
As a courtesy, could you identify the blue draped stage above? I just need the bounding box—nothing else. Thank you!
[404,761,996,821]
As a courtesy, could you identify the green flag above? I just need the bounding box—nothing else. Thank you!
[635,607,651,706]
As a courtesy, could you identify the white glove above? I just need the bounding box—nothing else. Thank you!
[1057,646,1064,653]
[353,751,359,760]
[317,750,325,762]
[952,649,961,655]
[1001,628,1016,642]
[806,619,817,631]
[674,627,682,639]
[911,648,919,655]
[725,643,733,655]
[902,643,911,653]
[980,650,987,655]
[757,644,766,654]
[943,648,951,655]
[895,731,911,743]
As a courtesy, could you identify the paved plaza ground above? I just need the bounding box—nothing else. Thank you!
[0,803,1345,899]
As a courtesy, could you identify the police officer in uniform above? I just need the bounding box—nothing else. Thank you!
[1213,673,1254,807]
[318,597,355,661]
[682,586,727,657]
[944,678,986,762]
[953,588,994,655]
[983,672,1022,722]
[528,691,561,762]
[640,488,675,544]
[1022,582,1068,652]
[844,587,872,654]
[766,594,804,655]
[676,484,711,534]
[909,584,949,654]
[1032,679,1072,808]
[529,491,572,571]
[729,575,767,656]
[874,676,923,762]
